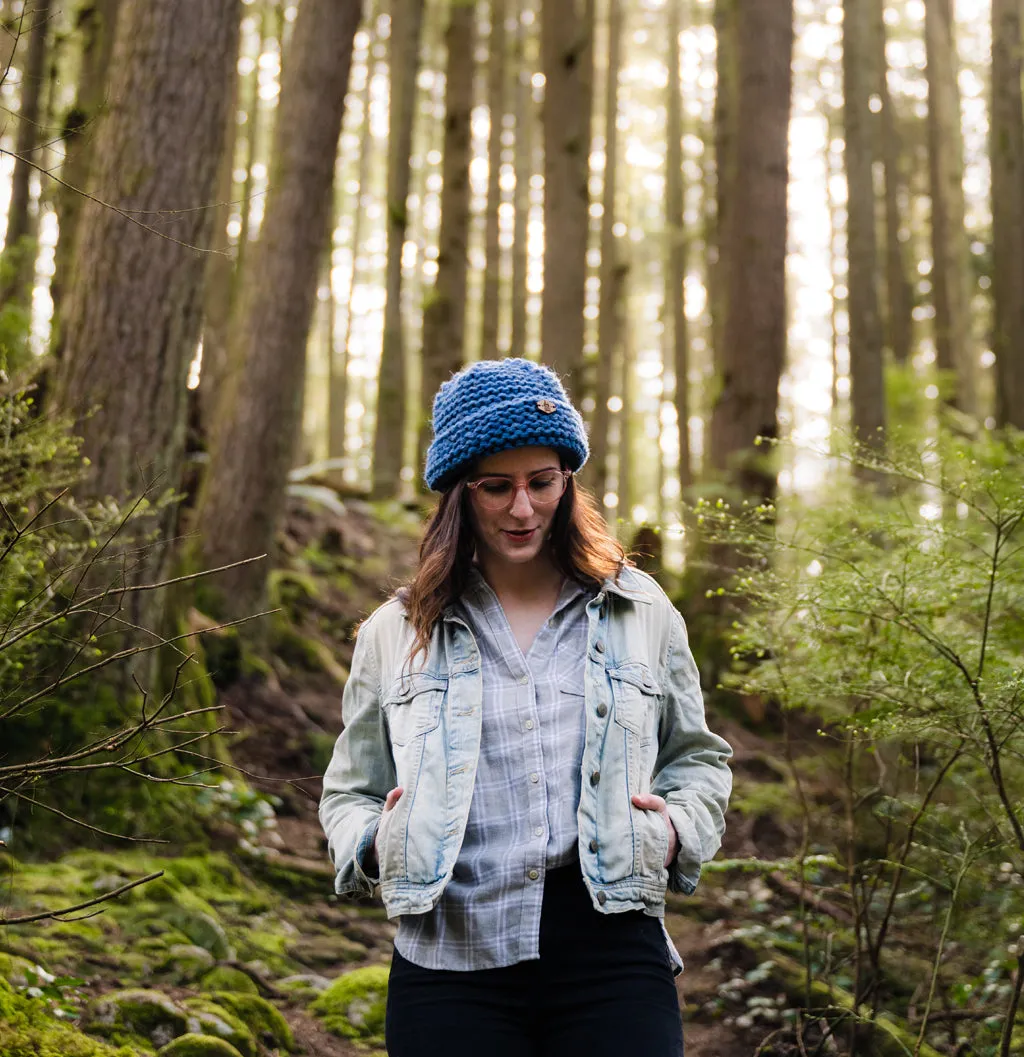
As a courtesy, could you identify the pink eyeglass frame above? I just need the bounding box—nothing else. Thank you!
[465,467,573,508]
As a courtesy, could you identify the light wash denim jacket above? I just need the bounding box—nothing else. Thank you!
[319,566,733,920]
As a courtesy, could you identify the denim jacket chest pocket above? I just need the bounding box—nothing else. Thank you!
[608,662,661,746]
[382,672,447,747]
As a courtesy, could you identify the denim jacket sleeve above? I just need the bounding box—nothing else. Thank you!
[652,608,733,895]
[318,618,395,896]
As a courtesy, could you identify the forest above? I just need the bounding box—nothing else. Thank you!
[0,0,1023,1054]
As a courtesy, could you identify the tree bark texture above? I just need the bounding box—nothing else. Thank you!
[418,1,476,472]
[872,0,912,367]
[480,0,506,357]
[990,0,1024,429]
[924,0,975,415]
[842,0,885,447]
[52,0,122,321]
[540,0,592,399]
[616,282,634,536]
[196,0,361,619]
[666,0,690,491]
[707,0,792,503]
[0,0,52,318]
[509,0,533,360]
[237,2,271,270]
[584,0,622,505]
[53,0,239,515]
[371,0,425,498]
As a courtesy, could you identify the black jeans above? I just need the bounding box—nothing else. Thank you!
[385,864,685,1057]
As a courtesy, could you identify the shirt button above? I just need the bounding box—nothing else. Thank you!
[588,839,598,853]
[596,703,608,718]
[518,675,529,685]
[524,719,535,730]
[597,891,607,905]
[528,869,540,881]
[534,826,544,837]
[530,772,540,784]
[590,770,600,786]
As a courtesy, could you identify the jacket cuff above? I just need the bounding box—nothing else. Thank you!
[665,805,702,895]
[353,818,381,891]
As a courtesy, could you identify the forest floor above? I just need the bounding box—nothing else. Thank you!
[0,490,833,1057]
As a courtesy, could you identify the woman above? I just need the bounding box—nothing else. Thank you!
[320,358,733,1056]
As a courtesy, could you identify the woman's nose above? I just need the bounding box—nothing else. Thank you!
[509,485,535,517]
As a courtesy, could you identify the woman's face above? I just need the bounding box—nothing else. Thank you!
[467,446,563,568]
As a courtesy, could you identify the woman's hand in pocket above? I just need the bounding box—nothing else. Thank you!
[631,792,678,868]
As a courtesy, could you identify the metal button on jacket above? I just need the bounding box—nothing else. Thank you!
[596,703,608,718]
[590,770,600,786]
[594,641,605,653]
[596,891,607,905]
[588,839,598,853]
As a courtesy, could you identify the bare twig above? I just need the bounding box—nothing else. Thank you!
[0,871,163,925]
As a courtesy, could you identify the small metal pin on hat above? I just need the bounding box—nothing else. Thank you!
[536,399,556,414]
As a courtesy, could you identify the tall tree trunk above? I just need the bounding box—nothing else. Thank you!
[540,0,592,398]
[52,0,121,321]
[707,0,792,503]
[50,0,239,629]
[872,0,912,367]
[0,0,52,321]
[616,282,634,538]
[196,0,362,619]
[924,0,975,415]
[709,0,737,368]
[419,0,476,471]
[371,0,425,498]
[990,0,1024,429]
[584,0,622,504]
[843,0,885,449]
[330,35,377,469]
[666,0,690,493]
[237,2,270,270]
[198,61,242,438]
[509,0,532,360]
[480,0,506,357]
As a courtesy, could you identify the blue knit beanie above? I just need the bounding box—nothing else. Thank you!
[424,358,589,492]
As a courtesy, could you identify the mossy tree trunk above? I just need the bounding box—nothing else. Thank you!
[872,0,912,368]
[843,0,885,451]
[540,0,592,400]
[418,0,476,472]
[371,0,425,498]
[480,0,506,358]
[583,0,623,506]
[924,0,975,416]
[509,0,533,360]
[707,0,792,505]
[666,0,690,493]
[0,0,52,327]
[236,1,270,271]
[195,0,362,621]
[990,0,1024,429]
[52,0,122,322]
[51,0,240,632]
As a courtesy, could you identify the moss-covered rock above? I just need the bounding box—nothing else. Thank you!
[197,966,259,995]
[310,965,389,1045]
[158,944,216,984]
[182,998,255,1057]
[86,987,189,1049]
[0,951,46,987]
[286,932,367,967]
[0,978,137,1057]
[209,991,294,1052]
[156,1033,244,1057]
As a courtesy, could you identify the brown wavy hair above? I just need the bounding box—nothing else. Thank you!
[401,469,629,666]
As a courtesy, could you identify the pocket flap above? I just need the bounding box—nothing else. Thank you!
[608,663,661,696]
[383,672,449,706]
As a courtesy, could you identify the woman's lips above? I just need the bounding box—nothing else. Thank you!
[503,528,537,542]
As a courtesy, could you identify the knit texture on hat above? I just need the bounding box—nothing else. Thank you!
[424,358,589,491]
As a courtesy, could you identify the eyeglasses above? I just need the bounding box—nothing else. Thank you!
[465,468,572,511]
